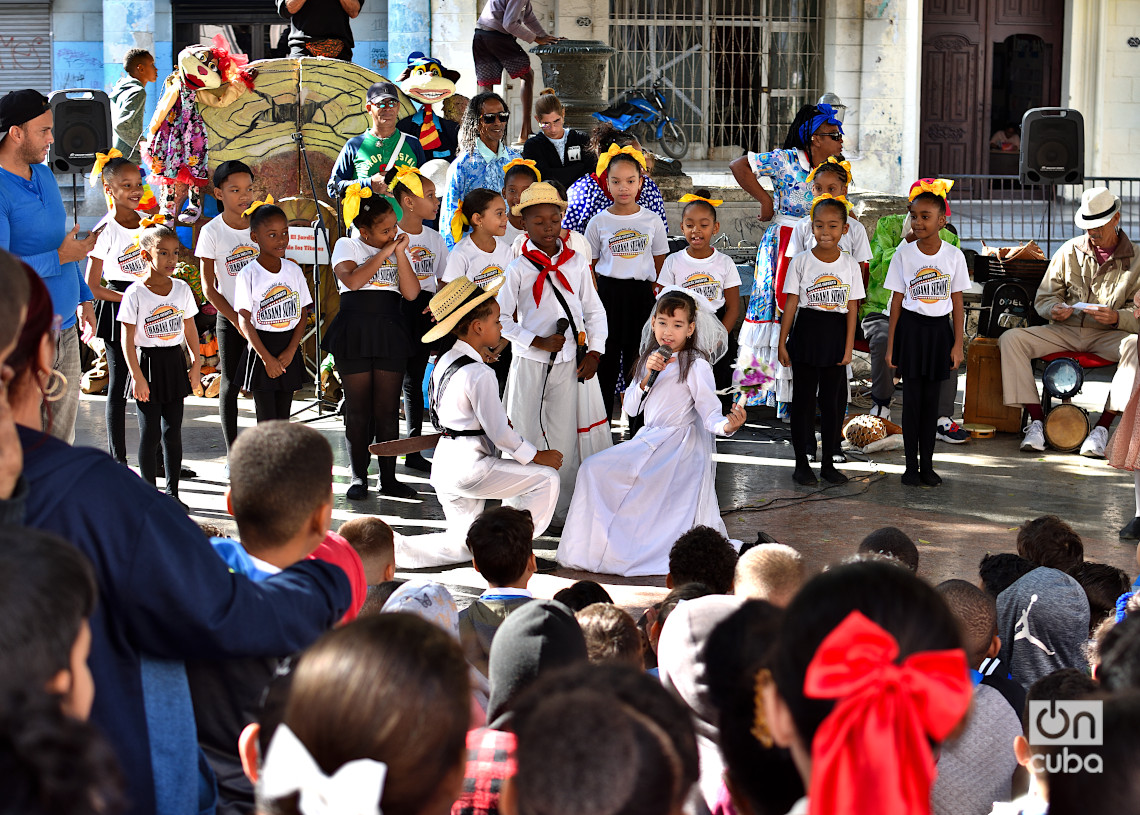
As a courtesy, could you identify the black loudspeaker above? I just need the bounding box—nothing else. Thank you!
[47,89,112,174]
[1019,108,1084,185]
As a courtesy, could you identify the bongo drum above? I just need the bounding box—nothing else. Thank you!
[1043,403,1090,452]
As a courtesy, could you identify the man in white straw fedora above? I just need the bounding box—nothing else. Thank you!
[392,275,563,568]
[999,186,1139,457]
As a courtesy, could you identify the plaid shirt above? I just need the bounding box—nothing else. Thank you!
[451,728,518,815]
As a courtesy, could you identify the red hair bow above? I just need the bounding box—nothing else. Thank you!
[804,611,971,815]
[211,34,256,90]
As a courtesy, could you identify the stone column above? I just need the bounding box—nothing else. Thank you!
[388,0,430,81]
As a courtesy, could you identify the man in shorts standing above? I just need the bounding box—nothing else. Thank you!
[473,0,560,144]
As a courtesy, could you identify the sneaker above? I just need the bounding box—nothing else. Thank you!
[869,402,891,419]
[1120,516,1140,541]
[1020,420,1046,452]
[1080,425,1108,458]
[936,418,970,444]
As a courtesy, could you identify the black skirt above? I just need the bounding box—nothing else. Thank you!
[129,345,191,402]
[95,280,133,343]
[322,290,411,372]
[787,307,848,367]
[891,308,953,382]
[241,328,308,392]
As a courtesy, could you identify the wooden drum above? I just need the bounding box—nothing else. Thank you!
[1043,404,1090,452]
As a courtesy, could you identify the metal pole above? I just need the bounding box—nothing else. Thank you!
[291,129,332,418]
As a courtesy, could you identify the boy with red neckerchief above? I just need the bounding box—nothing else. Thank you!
[497,181,609,527]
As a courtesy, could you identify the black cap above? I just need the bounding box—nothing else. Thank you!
[0,89,50,136]
[366,81,399,104]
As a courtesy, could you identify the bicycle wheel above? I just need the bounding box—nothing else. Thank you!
[658,120,688,159]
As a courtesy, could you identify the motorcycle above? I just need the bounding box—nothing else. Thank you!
[592,76,689,160]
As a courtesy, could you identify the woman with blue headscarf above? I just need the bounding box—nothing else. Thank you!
[730,103,845,414]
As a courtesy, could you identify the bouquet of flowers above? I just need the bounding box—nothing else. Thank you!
[725,353,777,405]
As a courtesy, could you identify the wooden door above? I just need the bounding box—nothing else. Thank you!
[920,0,986,179]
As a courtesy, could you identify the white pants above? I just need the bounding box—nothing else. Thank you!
[394,438,560,568]
[505,356,580,522]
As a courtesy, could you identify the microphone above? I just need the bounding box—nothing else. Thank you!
[645,346,673,392]
[550,317,570,363]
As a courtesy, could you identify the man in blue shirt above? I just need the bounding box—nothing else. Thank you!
[0,89,98,443]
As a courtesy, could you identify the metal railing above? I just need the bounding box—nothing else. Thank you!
[940,175,1140,256]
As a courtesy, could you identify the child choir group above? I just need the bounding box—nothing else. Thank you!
[82,111,967,576]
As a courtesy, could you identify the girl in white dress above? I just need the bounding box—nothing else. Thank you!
[557,289,747,577]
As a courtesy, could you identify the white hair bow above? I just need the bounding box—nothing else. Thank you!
[260,724,388,815]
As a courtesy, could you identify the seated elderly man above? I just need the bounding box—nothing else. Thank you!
[1000,187,1138,457]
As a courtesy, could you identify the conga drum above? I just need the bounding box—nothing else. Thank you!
[1043,403,1090,452]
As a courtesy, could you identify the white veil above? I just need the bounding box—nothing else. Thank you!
[639,285,730,364]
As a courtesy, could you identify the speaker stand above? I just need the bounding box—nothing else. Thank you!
[70,173,79,226]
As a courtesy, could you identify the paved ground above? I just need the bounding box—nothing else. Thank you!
[72,363,1139,615]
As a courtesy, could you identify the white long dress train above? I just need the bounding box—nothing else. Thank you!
[556,354,734,577]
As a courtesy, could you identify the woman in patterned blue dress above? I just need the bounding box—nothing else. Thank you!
[441,92,520,248]
[730,104,846,412]
[564,123,668,234]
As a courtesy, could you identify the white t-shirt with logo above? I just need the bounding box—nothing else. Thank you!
[884,240,969,318]
[585,207,669,281]
[118,278,199,348]
[234,258,313,333]
[657,249,743,313]
[331,236,402,295]
[785,215,872,264]
[91,216,148,283]
[399,225,448,294]
[443,235,514,291]
[782,250,866,314]
[194,216,259,307]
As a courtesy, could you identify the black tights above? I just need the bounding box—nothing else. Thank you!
[791,362,844,463]
[402,347,429,440]
[105,337,128,463]
[252,390,294,422]
[342,368,404,484]
[216,316,243,450]
[903,376,941,473]
[136,398,184,496]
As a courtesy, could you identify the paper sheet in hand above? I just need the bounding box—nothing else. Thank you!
[1071,302,1102,312]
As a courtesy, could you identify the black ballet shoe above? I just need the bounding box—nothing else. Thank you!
[919,469,943,487]
[820,466,849,485]
[901,469,921,486]
[346,478,369,500]
[792,462,818,486]
[379,480,418,500]
[403,452,432,473]
[1120,516,1140,541]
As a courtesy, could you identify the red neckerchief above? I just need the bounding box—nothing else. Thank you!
[591,172,613,201]
[522,238,576,306]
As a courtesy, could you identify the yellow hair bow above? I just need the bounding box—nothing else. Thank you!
[679,193,723,207]
[342,184,372,229]
[503,158,542,182]
[596,144,647,176]
[89,148,123,187]
[139,214,168,228]
[805,156,853,185]
[390,165,425,199]
[909,178,954,201]
[809,193,854,217]
[450,202,469,245]
[243,193,275,217]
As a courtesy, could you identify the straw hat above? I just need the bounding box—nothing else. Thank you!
[511,181,567,217]
[422,275,503,343]
[1074,187,1121,229]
